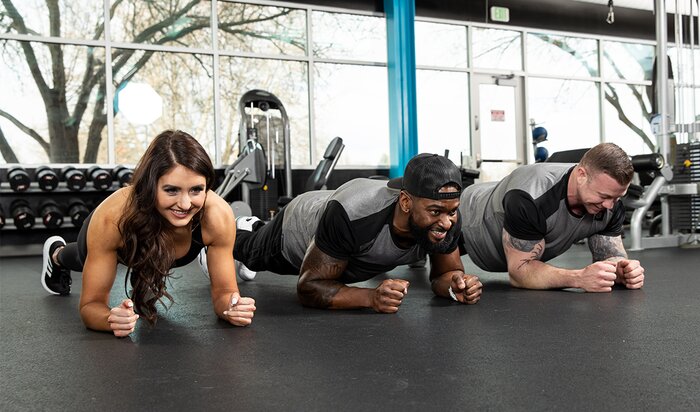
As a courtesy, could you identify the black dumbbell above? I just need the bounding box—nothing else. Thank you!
[67,198,90,228]
[7,166,31,192]
[10,199,35,230]
[40,199,64,229]
[0,204,5,229]
[61,166,86,191]
[112,165,133,187]
[87,165,113,190]
[35,165,59,191]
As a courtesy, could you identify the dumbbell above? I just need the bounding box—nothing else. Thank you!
[0,204,5,229]
[112,165,133,187]
[10,199,35,230]
[61,166,86,191]
[7,166,31,192]
[35,165,59,191]
[67,198,90,227]
[87,165,113,190]
[40,199,64,229]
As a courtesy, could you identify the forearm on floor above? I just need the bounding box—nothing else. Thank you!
[508,260,582,290]
[297,280,371,309]
[79,302,113,332]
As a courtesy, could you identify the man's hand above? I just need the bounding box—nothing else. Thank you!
[614,259,645,289]
[578,261,617,292]
[371,279,409,313]
[222,292,256,326]
[108,298,139,337]
[449,273,482,304]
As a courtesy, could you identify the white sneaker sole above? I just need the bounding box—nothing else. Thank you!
[41,235,65,295]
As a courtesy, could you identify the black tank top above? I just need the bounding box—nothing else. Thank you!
[172,223,205,268]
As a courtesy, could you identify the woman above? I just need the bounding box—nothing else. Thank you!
[40,130,255,336]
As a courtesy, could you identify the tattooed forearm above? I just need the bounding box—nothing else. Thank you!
[503,232,545,269]
[516,242,544,269]
[507,235,542,252]
[588,234,627,262]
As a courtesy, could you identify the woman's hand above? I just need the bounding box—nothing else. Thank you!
[108,298,139,337]
[222,292,256,326]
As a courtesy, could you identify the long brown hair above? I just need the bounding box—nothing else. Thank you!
[118,130,215,325]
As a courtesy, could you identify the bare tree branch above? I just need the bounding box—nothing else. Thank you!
[0,125,19,162]
[1,0,51,101]
[0,108,49,152]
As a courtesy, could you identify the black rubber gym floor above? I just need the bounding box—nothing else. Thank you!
[1,243,699,411]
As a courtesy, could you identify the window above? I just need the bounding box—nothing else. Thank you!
[219,57,309,165]
[313,63,389,166]
[415,22,467,69]
[113,50,215,164]
[527,32,598,78]
[472,28,522,71]
[528,78,600,154]
[604,83,653,155]
[0,41,106,163]
[416,70,470,165]
[218,2,307,56]
[312,11,386,62]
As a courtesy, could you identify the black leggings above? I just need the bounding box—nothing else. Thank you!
[57,211,91,271]
[233,207,298,275]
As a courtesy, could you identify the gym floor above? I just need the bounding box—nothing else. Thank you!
[1,243,699,411]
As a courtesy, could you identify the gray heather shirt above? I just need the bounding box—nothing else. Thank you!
[281,178,459,283]
[459,163,625,272]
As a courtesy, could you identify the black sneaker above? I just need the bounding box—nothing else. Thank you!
[41,236,72,295]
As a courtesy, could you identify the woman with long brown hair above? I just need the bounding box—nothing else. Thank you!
[41,130,255,336]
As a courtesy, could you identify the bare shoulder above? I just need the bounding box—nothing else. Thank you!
[86,187,131,249]
[201,191,235,245]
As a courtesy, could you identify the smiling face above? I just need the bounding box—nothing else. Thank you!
[404,185,461,253]
[155,164,208,228]
[573,166,629,215]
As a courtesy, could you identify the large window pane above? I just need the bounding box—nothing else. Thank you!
[0,41,106,164]
[669,46,700,135]
[314,63,389,166]
[416,70,470,165]
[528,78,600,155]
[312,11,386,62]
[110,0,211,48]
[602,41,654,81]
[604,83,653,155]
[219,57,309,166]
[218,2,307,56]
[415,22,467,69]
[472,28,521,71]
[527,33,598,77]
[0,0,104,41]
[113,50,214,164]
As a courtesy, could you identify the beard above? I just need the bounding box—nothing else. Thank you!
[408,213,461,254]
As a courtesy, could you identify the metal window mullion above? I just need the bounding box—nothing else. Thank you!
[306,6,316,166]
[599,39,606,144]
[211,0,221,165]
[104,0,115,164]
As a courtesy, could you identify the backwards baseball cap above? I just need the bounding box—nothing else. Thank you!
[387,153,462,200]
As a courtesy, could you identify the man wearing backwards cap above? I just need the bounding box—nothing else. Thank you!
[211,153,482,312]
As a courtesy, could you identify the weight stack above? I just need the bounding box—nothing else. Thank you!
[670,142,700,233]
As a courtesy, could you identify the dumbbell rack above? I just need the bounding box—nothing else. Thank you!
[0,165,128,257]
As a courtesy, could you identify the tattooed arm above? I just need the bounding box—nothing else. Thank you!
[588,234,645,289]
[502,229,618,292]
[297,240,410,312]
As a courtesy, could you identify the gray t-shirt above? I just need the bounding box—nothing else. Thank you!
[459,163,625,272]
[281,178,459,283]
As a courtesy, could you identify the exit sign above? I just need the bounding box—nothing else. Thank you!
[490,6,510,23]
